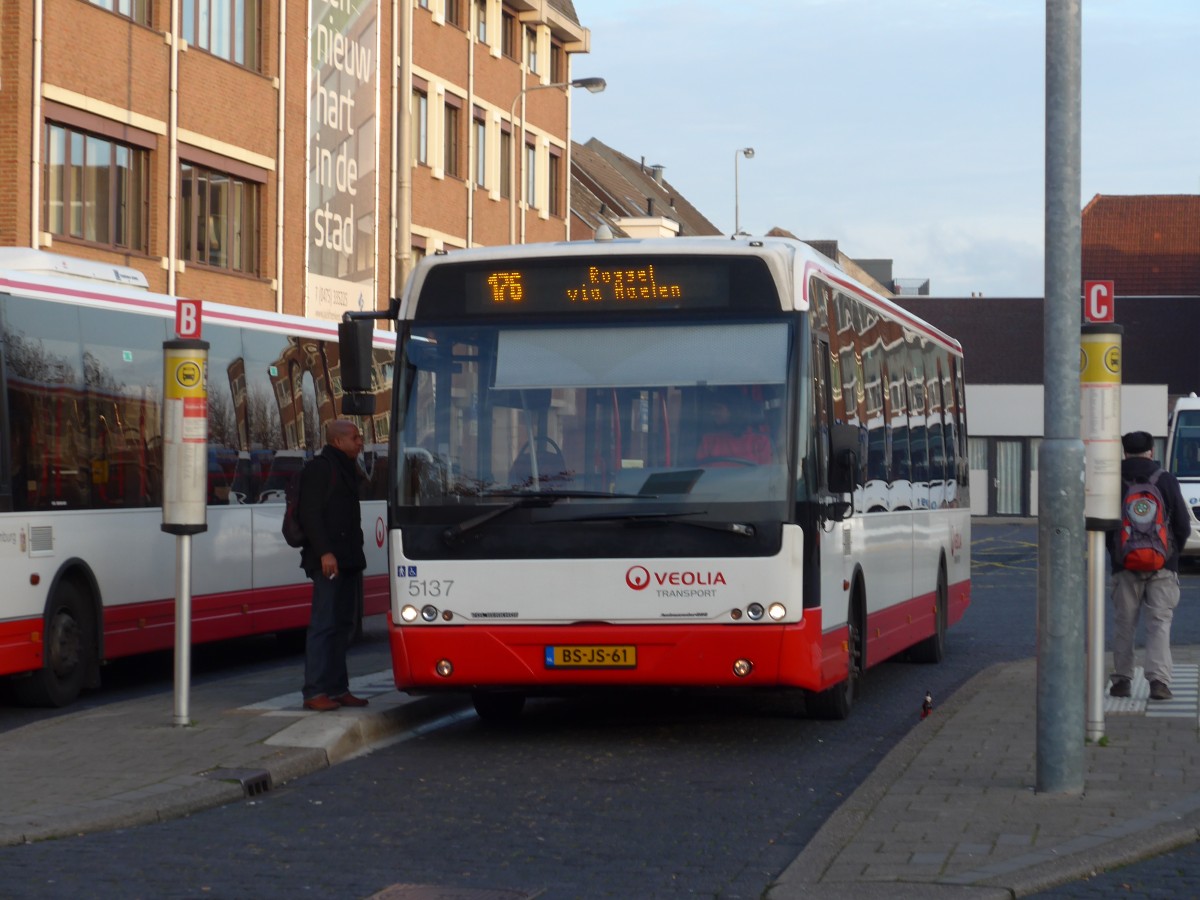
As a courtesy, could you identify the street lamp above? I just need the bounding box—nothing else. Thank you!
[509,76,606,244]
[734,147,755,236]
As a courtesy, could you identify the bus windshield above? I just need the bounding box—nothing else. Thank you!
[395,319,793,510]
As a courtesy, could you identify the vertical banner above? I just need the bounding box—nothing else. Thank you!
[307,0,379,322]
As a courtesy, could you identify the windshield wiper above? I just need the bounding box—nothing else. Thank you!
[558,509,757,537]
[442,490,642,544]
[479,489,642,500]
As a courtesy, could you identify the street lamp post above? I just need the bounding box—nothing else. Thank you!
[509,76,606,245]
[734,147,755,236]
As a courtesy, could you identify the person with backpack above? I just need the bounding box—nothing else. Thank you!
[1107,430,1191,701]
[297,419,369,712]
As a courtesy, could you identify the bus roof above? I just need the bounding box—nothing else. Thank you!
[404,235,962,355]
[0,249,395,348]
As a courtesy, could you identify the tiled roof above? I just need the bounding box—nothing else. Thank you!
[549,0,580,24]
[1082,194,1200,296]
[571,139,721,237]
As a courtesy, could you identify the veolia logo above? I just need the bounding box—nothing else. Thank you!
[626,566,651,590]
[626,565,728,590]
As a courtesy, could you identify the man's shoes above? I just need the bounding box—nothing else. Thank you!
[303,694,341,712]
[1150,680,1174,701]
[1109,677,1132,698]
[333,692,369,708]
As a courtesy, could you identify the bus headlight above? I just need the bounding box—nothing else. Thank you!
[746,603,765,621]
[733,659,754,677]
[421,605,439,622]
[436,659,454,677]
[401,605,419,622]
[768,603,787,621]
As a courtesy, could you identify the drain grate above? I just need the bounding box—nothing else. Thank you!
[202,767,273,797]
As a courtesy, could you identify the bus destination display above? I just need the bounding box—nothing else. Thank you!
[464,261,725,313]
[414,255,783,318]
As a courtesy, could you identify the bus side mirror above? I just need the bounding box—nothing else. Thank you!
[338,317,377,416]
[828,423,859,496]
[338,318,374,392]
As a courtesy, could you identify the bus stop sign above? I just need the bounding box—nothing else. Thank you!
[176,298,203,339]
[1083,281,1115,323]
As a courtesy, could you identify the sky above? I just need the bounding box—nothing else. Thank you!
[570,0,1200,297]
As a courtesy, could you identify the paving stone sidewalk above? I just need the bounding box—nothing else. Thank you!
[769,648,1200,899]
[0,667,470,848]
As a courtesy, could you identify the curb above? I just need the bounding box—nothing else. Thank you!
[0,692,472,848]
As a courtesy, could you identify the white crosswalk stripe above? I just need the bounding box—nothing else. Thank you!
[1105,664,1199,718]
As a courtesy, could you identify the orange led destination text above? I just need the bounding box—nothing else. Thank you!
[567,265,683,303]
[486,271,525,303]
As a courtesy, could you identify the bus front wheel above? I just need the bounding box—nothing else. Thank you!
[13,581,96,708]
[806,598,862,721]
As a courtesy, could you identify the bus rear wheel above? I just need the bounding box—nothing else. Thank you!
[472,690,526,724]
[908,565,948,665]
[13,582,95,708]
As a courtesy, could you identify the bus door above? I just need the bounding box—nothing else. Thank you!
[814,334,851,625]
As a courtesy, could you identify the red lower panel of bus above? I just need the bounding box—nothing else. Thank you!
[0,618,46,677]
[390,614,830,692]
[862,577,972,666]
[389,577,970,695]
[0,574,387,677]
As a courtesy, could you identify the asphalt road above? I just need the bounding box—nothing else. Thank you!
[4,522,1200,899]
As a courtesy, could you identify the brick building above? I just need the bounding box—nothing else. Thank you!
[0,0,593,320]
[899,194,1200,516]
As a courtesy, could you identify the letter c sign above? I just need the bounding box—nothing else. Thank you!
[1083,281,1114,323]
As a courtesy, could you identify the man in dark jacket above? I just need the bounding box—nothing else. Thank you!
[1107,430,1191,701]
[297,419,368,712]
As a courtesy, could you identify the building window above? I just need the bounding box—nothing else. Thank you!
[526,27,538,73]
[548,149,562,217]
[525,142,537,209]
[179,162,260,275]
[87,0,150,24]
[550,41,565,83]
[181,0,260,70]
[44,123,148,252]
[417,0,429,8]
[474,117,488,188]
[413,89,429,165]
[444,0,462,28]
[475,0,487,42]
[499,128,512,199]
[501,8,517,59]
[444,102,461,178]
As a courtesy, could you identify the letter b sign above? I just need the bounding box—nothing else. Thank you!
[175,299,203,339]
[1083,281,1114,323]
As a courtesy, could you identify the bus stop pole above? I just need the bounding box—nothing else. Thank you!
[1081,325,1123,743]
[162,332,208,727]
[173,535,193,726]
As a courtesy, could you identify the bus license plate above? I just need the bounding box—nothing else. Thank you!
[545,645,637,668]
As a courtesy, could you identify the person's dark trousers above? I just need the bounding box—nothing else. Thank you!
[302,571,361,700]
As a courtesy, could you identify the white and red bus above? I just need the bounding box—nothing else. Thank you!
[340,235,971,721]
[0,249,394,706]
[1165,392,1200,559]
